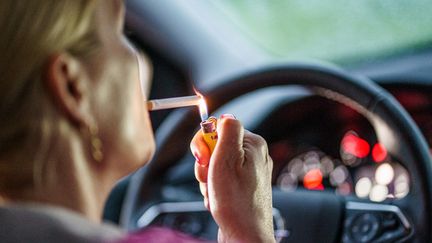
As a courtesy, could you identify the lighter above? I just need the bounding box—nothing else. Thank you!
[200,117,218,153]
[198,96,218,154]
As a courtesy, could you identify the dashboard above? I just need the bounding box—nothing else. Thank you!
[255,83,431,204]
[162,82,432,199]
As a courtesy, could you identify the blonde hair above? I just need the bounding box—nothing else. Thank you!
[0,0,99,196]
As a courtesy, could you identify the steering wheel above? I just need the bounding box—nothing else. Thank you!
[119,63,432,242]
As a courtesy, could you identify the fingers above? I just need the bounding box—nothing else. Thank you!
[243,130,270,165]
[190,130,211,166]
[191,115,245,178]
[194,161,208,183]
[196,166,210,210]
[214,117,244,159]
[190,115,243,168]
[244,130,267,150]
[199,182,210,210]
[195,161,210,210]
[244,131,268,155]
[191,130,210,189]
[199,181,207,196]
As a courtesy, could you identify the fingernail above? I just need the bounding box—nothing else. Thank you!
[221,113,236,120]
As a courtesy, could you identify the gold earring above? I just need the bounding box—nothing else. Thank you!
[89,124,103,162]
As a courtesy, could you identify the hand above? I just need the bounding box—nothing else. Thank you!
[190,116,275,243]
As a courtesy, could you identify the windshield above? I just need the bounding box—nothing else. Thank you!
[209,0,432,64]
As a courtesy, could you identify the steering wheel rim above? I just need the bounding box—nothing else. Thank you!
[120,62,432,242]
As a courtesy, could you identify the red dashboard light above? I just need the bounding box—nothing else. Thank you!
[303,169,323,190]
[341,133,370,158]
[372,143,387,163]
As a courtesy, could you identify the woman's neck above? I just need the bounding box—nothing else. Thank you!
[38,138,112,223]
[1,137,114,223]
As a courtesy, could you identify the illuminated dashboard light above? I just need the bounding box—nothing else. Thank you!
[355,177,372,198]
[314,184,324,191]
[320,156,335,176]
[395,181,409,199]
[288,158,304,177]
[375,163,394,185]
[394,174,409,198]
[304,151,321,171]
[277,172,298,192]
[337,182,352,195]
[372,143,388,163]
[303,169,323,190]
[330,165,348,186]
[369,184,388,202]
[341,133,370,159]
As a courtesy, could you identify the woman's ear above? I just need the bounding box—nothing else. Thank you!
[43,53,92,128]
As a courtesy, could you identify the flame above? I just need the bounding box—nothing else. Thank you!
[194,89,208,121]
[199,98,208,121]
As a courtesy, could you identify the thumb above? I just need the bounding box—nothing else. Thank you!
[213,116,244,162]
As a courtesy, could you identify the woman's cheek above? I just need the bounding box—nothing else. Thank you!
[121,67,155,165]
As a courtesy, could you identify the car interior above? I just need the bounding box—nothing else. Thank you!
[103,1,432,242]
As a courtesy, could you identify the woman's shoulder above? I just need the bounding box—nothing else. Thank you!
[0,204,124,243]
[0,203,213,243]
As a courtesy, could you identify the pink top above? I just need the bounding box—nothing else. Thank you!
[116,227,213,243]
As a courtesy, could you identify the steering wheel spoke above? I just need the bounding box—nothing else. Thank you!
[343,201,411,243]
[135,200,290,241]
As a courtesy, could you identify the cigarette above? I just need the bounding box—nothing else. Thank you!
[147,95,201,111]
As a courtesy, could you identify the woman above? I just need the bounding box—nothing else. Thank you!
[0,0,274,242]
